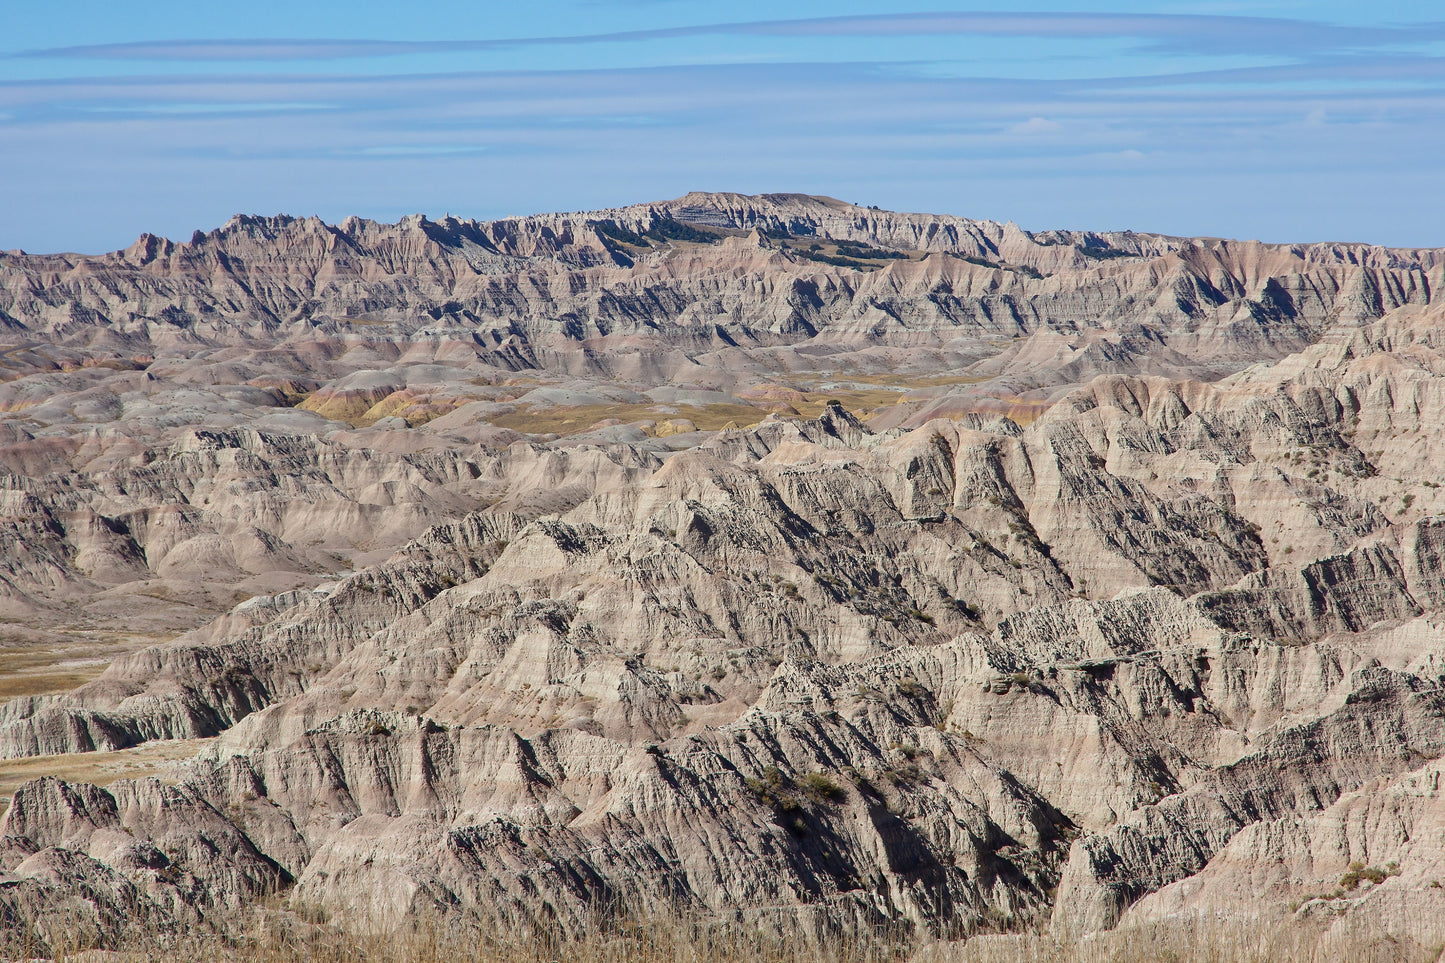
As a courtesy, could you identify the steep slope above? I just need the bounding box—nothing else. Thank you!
[2,196,1445,954]
[5,302,1445,947]
[2,193,1438,375]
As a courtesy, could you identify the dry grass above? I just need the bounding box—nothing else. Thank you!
[0,662,105,700]
[768,237,928,267]
[790,389,910,418]
[0,738,212,818]
[0,630,167,700]
[917,915,1445,963]
[488,402,773,436]
[12,910,1444,963]
[799,374,995,389]
[8,906,910,963]
[485,395,938,436]
[282,372,1020,438]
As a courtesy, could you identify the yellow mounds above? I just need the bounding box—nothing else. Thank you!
[491,402,771,437]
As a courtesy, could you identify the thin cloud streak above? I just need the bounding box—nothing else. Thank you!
[20,12,1445,63]
[4,12,1444,252]
[4,58,1437,153]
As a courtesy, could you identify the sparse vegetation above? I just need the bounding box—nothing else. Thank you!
[1078,244,1132,260]
[647,218,724,245]
[0,903,915,963]
[1339,861,1399,891]
[797,772,846,804]
[881,763,921,786]
[593,219,649,247]
[896,677,928,698]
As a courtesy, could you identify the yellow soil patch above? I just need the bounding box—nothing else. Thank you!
[484,390,981,436]
[296,393,380,425]
[652,418,697,437]
[359,393,473,428]
[299,389,477,428]
[245,376,315,405]
[0,739,213,817]
[489,402,772,436]
[991,399,1053,426]
[300,389,403,425]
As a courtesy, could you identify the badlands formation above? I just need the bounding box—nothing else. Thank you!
[0,192,1443,953]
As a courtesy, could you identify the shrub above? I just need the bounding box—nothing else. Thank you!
[798,773,846,804]
[1339,862,1396,890]
[881,763,920,786]
[593,219,649,247]
[896,678,928,698]
[1078,244,1131,260]
[647,218,722,244]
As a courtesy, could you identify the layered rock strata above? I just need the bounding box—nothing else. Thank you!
[1,195,1444,951]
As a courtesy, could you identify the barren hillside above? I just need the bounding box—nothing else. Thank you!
[1,193,1442,956]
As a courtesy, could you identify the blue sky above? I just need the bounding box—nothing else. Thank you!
[4,1,1443,253]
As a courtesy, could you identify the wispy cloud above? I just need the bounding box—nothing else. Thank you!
[79,101,334,117]
[4,11,1444,252]
[1006,117,1062,136]
[21,12,1445,63]
[23,38,504,62]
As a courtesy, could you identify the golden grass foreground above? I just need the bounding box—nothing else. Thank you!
[5,907,1444,963]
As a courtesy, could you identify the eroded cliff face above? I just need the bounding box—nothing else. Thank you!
[1,194,1443,952]
[2,192,1438,387]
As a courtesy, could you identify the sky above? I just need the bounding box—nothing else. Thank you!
[3,1,1443,253]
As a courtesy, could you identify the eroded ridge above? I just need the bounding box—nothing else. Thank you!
[1,194,1444,954]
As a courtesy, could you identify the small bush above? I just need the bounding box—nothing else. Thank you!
[1339,862,1395,890]
[593,219,649,247]
[881,763,921,786]
[1078,244,1131,260]
[647,218,723,244]
[896,678,928,698]
[798,773,846,804]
